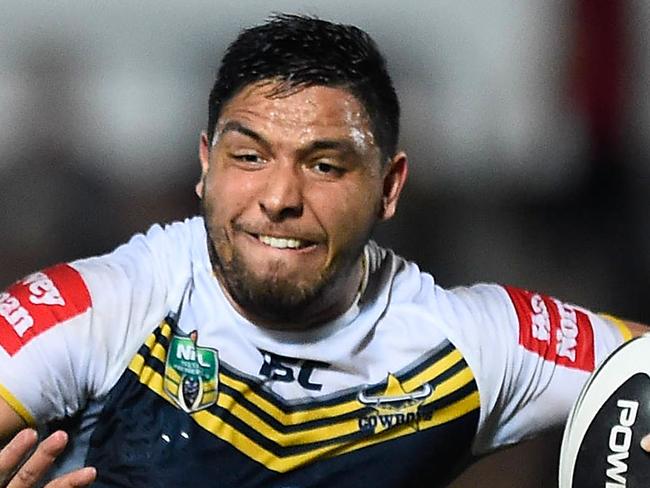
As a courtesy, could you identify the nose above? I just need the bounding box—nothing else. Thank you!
[258,163,304,221]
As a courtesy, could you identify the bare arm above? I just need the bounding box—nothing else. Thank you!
[0,398,95,487]
[0,396,26,442]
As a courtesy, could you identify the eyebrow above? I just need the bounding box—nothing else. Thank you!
[218,121,272,152]
[294,139,366,166]
[218,120,361,159]
[301,139,358,154]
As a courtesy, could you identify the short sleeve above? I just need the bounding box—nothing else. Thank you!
[0,219,200,425]
[437,283,628,455]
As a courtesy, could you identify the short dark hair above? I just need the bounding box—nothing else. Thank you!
[207,13,400,161]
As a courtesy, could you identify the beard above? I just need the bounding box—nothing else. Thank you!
[201,201,366,327]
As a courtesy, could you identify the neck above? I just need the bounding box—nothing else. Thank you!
[216,255,366,332]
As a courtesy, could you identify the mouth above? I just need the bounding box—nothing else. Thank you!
[253,233,317,250]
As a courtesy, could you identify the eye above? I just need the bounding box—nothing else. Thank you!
[230,153,265,165]
[313,161,344,176]
[235,154,260,163]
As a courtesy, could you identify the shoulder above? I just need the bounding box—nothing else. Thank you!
[73,216,207,276]
[120,215,206,262]
[366,241,508,315]
[64,216,208,321]
[364,241,433,298]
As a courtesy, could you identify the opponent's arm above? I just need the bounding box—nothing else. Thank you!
[0,396,25,441]
[0,397,95,487]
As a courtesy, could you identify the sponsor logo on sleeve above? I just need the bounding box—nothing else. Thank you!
[505,286,595,372]
[0,264,91,356]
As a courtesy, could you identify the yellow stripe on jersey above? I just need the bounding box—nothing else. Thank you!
[143,333,157,350]
[600,313,633,342]
[127,360,479,472]
[214,347,467,426]
[130,358,475,444]
[127,328,479,473]
[216,389,361,444]
[151,343,167,363]
[0,382,36,427]
[430,366,475,400]
[334,390,480,458]
[129,353,145,374]
[164,365,181,383]
[160,322,172,339]
[219,373,361,423]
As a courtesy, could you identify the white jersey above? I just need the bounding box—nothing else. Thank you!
[0,217,629,487]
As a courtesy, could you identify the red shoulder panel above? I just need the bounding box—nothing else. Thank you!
[504,286,595,372]
[0,264,91,356]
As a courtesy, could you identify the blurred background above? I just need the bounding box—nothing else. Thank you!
[0,1,648,486]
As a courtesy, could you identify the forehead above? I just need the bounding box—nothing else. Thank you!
[217,82,371,134]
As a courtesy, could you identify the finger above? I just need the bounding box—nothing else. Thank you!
[0,429,38,482]
[7,431,68,488]
[641,433,650,452]
[44,467,96,488]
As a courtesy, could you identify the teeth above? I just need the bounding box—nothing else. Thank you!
[258,235,305,249]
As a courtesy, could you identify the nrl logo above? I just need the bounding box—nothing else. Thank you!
[164,331,219,413]
[357,373,434,433]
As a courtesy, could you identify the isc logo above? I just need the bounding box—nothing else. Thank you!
[606,399,639,488]
[259,350,330,391]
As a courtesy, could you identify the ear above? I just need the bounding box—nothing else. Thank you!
[379,151,408,221]
[196,131,211,198]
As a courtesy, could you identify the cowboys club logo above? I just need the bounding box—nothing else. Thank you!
[357,373,434,433]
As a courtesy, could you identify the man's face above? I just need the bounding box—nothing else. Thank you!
[197,82,407,328]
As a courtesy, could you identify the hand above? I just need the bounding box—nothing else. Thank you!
[0,429,96,487]
[642,434,650,453]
